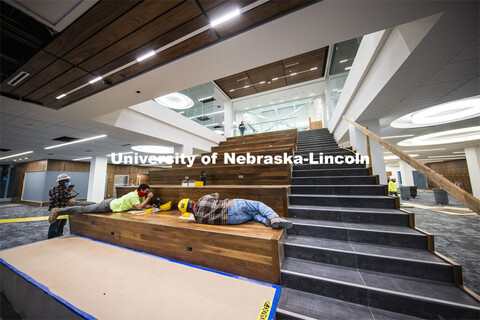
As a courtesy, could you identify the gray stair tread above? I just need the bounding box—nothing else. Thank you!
[278,288,422,320]
[282,257,480,307]
[289,218,421,234]
[288,205,403,215]
[285,235,448,264]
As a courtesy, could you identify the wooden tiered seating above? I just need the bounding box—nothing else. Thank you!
[69,129,298,284]
[116,185,289,216]
[69,209,285,284]
[151,164,292,185]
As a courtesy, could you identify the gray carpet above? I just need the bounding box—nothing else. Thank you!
[0,204,70,251]
[400,190,480,295]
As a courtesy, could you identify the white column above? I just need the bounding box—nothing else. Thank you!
[359,119,387,184]
[321,95,328,128]
[175,144,193,156]
[348,124,358,152]
[224,100,233,137]
[87,157,107,202]
[465,146,480,199]
[399,160,415,186]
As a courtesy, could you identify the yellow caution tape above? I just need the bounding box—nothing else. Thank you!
[0,215,69,224]
[257,300,272,320]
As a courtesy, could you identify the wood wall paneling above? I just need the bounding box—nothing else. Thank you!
[426,160,472,194]
[39,74,92,106]
[197,0,226,11]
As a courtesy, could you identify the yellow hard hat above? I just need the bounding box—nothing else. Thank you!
[160,201,172,211]
[178,198,190,213]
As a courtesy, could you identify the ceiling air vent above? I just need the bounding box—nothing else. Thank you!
[7,71,30,86]
[52,136,77,142]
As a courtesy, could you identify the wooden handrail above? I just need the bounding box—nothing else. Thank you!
[343,116,480,214]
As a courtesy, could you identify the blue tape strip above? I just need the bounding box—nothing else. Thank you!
[71,234,282,290]
[268,285,282,320]
[0,258,96,320]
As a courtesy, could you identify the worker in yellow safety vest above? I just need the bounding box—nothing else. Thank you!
[388,177,398,196]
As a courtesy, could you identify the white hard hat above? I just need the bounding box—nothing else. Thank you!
[57,173,71,181]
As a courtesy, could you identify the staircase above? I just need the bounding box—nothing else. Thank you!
[276,129,480,319]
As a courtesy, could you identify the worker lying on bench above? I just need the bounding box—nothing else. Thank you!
[178,193,293,229]
[48,184,155,224]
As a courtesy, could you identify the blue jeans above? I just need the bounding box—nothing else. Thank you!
[227,199,279,226]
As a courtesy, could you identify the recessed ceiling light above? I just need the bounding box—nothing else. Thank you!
[45,135,107,150]
[272,77,278,81]
[294,96,299,99]
[339,59,348,63]
[210,8,240,27]
[310,67,318,71]
[398,126,480,146]
[384,154,418,160]
[383,134,414,139]
[136,50,156,62]
[401,148,446,152]
[89,76,102,84]
[427,155,467,158]
[345,66,352,70]
[214,130,224,135]
[73,157,92,161]
[244,85,250,88]
[229,89,235,92]
[309,93,315,96]
[290,72,298,76]
[453,151,466,154]
[259,81,265,84]
[257,104,261,107]
[0,151,34,160]
[56,94,66,99]
[154,92,194,110]
[107,152,134,156]
[131,145,174,154]
[391,96,480,128]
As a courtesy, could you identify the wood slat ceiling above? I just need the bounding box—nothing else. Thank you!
[0,0,315,110]
[214,47,328,99]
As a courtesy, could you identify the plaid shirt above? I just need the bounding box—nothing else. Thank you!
[192,193,228,225]
[48,185,73,211]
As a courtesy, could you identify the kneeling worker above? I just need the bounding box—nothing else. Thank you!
[48,184,155,224]
[178,193,293,229]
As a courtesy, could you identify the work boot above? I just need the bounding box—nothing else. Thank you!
[48,208,59,224]
[66,199,76,206]
[270,217,293,229]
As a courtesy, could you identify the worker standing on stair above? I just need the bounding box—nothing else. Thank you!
[178,193,293,229]
[388,176,398,196]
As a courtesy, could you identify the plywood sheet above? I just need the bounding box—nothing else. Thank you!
[0,236,280,319]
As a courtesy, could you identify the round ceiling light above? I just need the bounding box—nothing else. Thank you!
[398,126,480,146]
[391,96,480,128]
[154,92,194,110]
[131,145,174,154]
